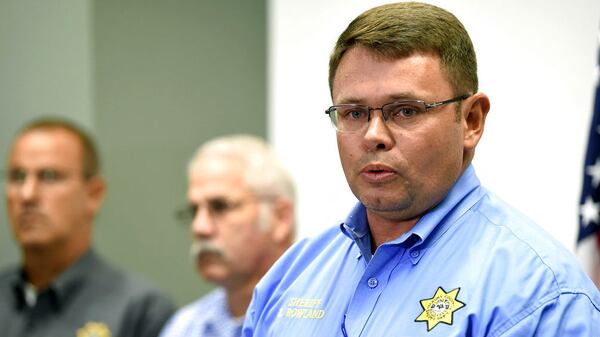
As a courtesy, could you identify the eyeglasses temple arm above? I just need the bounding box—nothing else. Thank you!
[425,94,471,109]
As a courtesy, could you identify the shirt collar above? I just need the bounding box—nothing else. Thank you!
[340,165,483,263]
[51,249,98,305]
[404,165,481,248]
[11,249,98,311]
[340,203,372,262]
[9,268,26,310]
[202,288,244,336]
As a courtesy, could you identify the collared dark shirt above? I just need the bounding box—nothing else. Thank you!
[0,249,175,337]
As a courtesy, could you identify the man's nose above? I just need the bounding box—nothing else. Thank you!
[364,110,395,151]
[190,207,216,239]
[17,176,40,202]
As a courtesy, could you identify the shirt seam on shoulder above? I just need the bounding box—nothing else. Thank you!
[473,207,568,336]
[490,293,559,337]
[491,291,600,336]
[474,207,562,292]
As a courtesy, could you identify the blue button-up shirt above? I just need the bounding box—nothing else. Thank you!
[160,288,243,337]
[242,166,600,336]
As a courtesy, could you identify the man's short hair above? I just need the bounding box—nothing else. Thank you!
[329,1,478,96]
[15,117,100,179]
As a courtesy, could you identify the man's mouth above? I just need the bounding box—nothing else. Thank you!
[360,164,397,183]
[17,211,45,227]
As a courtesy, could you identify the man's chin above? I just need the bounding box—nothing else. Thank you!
[18,238,55,252]
[361,196,411,213]
[14,223,52,247]
[197,260,228,283]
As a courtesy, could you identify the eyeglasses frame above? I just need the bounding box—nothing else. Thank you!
[325,94,471,132]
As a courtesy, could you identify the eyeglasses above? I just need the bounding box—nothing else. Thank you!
[175,195,275,226]
[325,94,470,133]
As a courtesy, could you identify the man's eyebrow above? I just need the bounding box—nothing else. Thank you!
[334,96,365,104]
[205,195,230,200]
[388,92,421,100]
[335,92,421,104]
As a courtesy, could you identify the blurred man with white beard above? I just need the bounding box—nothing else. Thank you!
[159,135,295,337]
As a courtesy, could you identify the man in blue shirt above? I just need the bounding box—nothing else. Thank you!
[160,135,296,337]
[242,2,600,336]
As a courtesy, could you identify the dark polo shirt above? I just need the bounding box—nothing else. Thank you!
[0,249,175,337]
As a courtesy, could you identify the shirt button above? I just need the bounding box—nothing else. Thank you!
[367,277,378,288]
[410,250,420,258]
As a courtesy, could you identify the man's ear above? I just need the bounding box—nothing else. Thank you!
[86,176,107,215]
[269,197,295,244]
[463,92,490,150]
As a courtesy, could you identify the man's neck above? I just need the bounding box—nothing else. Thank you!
[367,211,420,251]
[225,280,255,319]
[224,254,280,319]
[22,245,88,290]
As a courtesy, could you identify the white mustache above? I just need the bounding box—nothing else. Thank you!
[189,240,225,260]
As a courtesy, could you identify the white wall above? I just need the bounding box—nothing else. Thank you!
[269,0,600,252]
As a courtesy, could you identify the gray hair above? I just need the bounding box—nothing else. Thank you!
[188,134,295,203]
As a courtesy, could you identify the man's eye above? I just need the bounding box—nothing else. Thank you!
[187,204,199,218]
[38,169,62,182]
[351,110,365,119]
[390,104,422,118]
[341,108,367,120]
[398,107,418,118]
[8,170,27,183]
[175,204,197,224]
[186,204,199,220]
[208,199,231,214]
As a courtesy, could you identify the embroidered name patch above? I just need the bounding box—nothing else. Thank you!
[415,287,465,331]
[277,297,326,320]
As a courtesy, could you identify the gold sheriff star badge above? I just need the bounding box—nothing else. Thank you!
[415,287,465,331]
[76,321,112,337]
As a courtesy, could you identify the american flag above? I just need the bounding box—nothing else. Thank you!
[578,26,600,289]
